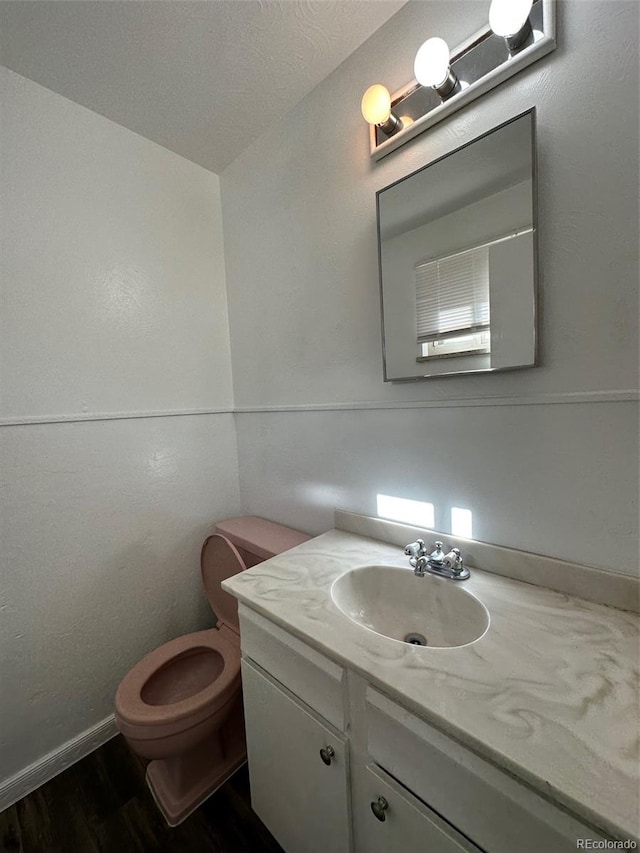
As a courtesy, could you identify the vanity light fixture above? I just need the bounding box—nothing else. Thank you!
[413,38,460,101]
[361,0,555,160]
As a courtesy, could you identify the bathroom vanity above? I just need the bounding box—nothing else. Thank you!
[223,513,640,853]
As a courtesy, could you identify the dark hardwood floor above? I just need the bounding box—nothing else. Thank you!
[0,736,284,853]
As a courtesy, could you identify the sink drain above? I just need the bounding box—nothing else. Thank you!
[404,632,428,646]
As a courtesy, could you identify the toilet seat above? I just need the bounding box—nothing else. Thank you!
[115,627,241,741]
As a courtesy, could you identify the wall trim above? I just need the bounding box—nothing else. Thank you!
[0,714,117,812]
[233,389,638,413]
[1,390,637,428]
[0,407,235,428]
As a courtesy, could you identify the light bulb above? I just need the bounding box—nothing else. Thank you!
[489,0,533,38]
[361,84,392,125]
[414,38,451,89]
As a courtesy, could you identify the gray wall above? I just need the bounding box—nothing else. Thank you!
[221,0,639,571]
[0,68,240,788]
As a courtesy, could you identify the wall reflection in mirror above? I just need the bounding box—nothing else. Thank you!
[377,109,537,381]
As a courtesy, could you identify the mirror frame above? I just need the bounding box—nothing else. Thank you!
[376,108,538,382]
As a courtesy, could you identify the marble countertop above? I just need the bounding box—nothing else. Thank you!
[223,529,640,841]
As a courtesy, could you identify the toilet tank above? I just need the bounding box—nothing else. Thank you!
[215,516,311,568]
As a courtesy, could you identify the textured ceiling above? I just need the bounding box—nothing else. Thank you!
[0,0,406,174]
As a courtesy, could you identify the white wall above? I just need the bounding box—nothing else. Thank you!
[221,0,639,572]
[0,68,240,789]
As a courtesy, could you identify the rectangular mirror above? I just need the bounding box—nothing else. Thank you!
[377,109,537,381]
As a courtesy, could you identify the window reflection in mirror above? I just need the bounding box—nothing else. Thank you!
[377,109,537,381]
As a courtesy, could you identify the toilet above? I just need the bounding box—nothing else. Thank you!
[114,516,310,826]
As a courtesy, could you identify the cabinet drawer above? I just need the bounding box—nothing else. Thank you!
[366,688,606,853]
[359,763,480,853]
[239,604,345,730]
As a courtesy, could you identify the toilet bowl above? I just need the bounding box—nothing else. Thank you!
[114,516,310,826]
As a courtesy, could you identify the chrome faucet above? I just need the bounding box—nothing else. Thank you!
[404,539,470,581]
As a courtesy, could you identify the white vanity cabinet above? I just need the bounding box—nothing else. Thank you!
[238,605,609,853]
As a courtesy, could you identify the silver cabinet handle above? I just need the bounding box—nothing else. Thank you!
[371,796,389,822]
[319,745,335,766]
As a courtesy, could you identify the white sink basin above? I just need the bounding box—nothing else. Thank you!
[330,565,489,649]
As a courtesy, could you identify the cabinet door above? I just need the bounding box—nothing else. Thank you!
[358,764,481,853]
[241,658,351,853]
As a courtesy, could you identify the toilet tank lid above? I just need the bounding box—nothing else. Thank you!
[215,516,311,560]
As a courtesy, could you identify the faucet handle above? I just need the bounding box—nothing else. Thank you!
[404,539,426,558]
[405,539,427,571]
[444,547,464,572]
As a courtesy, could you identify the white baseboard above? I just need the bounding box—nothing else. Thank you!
[0,714,118,813]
